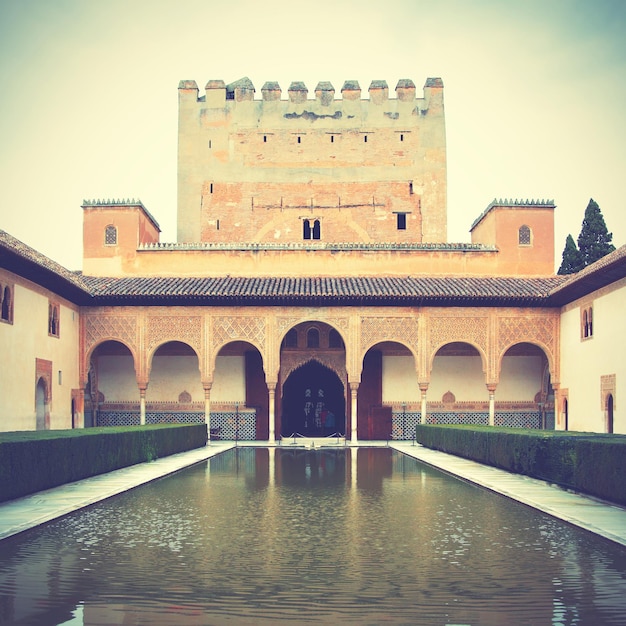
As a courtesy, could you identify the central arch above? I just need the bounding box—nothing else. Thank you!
[281,360,345,437]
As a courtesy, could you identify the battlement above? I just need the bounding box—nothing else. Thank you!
[178,76,443,111]
[470,198,555,232]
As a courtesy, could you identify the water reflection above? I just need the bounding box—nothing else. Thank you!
[1,448,625,625]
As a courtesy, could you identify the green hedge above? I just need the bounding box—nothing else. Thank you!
[0,424,207,503]
[414,425,626,506]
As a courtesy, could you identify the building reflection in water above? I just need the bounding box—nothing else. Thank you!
[1,448,626,625]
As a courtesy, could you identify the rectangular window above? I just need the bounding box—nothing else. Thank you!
[397,213,407,230]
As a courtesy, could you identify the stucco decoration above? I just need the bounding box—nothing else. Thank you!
[497,315,556,365]
[280,353,347,391]
[85,315,138,356]
[428,315,488,356]
[147,315,202,354]
[601,374,616,410]
[213,315,266,352]
[360,316,419,353]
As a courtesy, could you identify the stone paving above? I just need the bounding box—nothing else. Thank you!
[1,441,625,549]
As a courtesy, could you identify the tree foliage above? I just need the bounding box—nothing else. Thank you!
[577,198,615,267]
[557,198,615,274]
[557,234,583,275]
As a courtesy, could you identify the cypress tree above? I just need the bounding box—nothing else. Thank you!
[577,198,615,268]
[557,234,584,275]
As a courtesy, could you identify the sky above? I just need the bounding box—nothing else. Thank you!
[0,0,625,271]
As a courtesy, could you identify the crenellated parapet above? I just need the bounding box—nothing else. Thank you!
[178,76,443,117]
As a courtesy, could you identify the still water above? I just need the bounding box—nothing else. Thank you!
[1,448,626,625]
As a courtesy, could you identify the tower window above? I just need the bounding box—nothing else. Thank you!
[303,220,311,239]
[363,135,368,143]
[297,136,301,144]
[518,225,532,246]
[104,225,117,246]
[263,135,267,143]
[312,219,321,240]
[397,213,407,230]
[400,134,404,142]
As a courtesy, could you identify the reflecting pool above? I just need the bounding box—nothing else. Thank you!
[1,448,626,625]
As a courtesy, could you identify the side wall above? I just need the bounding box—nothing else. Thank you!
[559,277,625,433]
[0,270,80,431]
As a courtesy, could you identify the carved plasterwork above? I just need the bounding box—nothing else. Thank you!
[280,352,347,392]
[84,314,138,356]
[497,315,556,358]
[428,315,488,355]
[147,315,202,354]
[213,315,266,352]
[360,316,419,353]
[601,374,616,410]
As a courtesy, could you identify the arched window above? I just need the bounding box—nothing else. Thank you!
[48,303,60,337]
[1,284,12,323]
[303,220,311,240]
[307,328,320,348]
[328,329,343,348]
[312,219,321,240]
[581,305,593,339]
[104,224,118,246]
[284,329,298,348]
[518,225,531,246]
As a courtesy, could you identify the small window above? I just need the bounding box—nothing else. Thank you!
[284,329,298,348]
[263,135,267,143]
[307,328,320,348]
[104,225,117,246]
[1,284,13,323]
[409,181,413,195]
[581,305,593,340]
[312,219,321,240]
[518,225,532,246]
[363,135,368,143]
[297,136,301,144]
[208,139,212,149]
[330,135,334,143]
[303,219,311,240]
[48,302,60,338]
[400,133,404,142]
[329,329,343,348]
[397,213,407,230]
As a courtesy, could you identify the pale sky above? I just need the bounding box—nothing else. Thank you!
[1,0,624,271]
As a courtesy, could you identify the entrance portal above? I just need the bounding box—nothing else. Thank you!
[282,361,345,437]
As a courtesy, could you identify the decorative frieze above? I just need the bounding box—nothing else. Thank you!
[147,315,202,353]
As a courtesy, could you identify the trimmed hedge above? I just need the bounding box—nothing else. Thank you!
[0,424,207,503]
[415,425,626,506]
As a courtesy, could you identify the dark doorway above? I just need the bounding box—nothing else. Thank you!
[282,361,345,437]
[607,394,614,433]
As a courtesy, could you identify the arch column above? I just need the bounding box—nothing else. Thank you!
[268,382,277,444]
[487,383,497,426]
[419,382,429,424]
[202,382,212,436]
[138,382,148,425]
[350,382,359,442]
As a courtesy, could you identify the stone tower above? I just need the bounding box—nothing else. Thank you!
[177,76,447,245]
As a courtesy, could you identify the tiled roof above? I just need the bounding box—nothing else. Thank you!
[3,229,625,308]
[82,274,566,306]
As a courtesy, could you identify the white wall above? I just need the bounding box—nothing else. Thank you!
[560,279,626,433]
[96,355,138,402]
[429,355,487,402]
[147,355,202,402]
[0,274,80,431]
[498,356,543,401]
[382,355,419,402]
[211,355,245,403]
